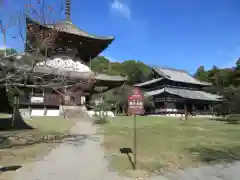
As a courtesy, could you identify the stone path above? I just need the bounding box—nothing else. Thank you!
[12,120,132,180]
[10,120,240,180]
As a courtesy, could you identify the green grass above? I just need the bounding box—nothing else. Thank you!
[101,116,240,175]
[0,116,77,167]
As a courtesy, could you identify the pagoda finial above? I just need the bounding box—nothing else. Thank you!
[65,0,71,22]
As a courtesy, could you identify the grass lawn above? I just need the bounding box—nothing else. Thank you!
[0,116,77,167]
[101,116,240,176]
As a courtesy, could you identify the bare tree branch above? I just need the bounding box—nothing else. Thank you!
[0,0,94,103]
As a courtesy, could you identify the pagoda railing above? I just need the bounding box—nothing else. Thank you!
[155,97,183,102]
[15,94,62,106]
[147,85,202,92]
[44,94,62,106]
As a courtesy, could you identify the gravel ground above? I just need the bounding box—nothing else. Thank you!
[11,120,240,180]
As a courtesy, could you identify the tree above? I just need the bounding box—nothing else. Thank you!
[236,58,240,70]
[6,48,17,55]
[194,62,240,115]
[194,66,208,81]
[91,57,152,85]
[0,48,17,57]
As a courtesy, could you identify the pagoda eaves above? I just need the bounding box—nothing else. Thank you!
[26,17,114,62]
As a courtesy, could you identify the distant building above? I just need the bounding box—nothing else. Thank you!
[135,67,222,116]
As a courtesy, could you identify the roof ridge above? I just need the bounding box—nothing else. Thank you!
[155,66,187,73]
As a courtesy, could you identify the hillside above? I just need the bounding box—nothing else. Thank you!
[90,56,152,85]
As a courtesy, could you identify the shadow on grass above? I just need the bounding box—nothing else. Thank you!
[93,119,108,125]
[0,110,33,131]
[0,165,22,173]
[0,133,100,149]
[189,146,240,164]
[211,118,240,124]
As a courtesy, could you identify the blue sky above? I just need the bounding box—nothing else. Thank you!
[1,0,240,74]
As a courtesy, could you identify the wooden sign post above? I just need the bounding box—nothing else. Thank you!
[128,87,145,170]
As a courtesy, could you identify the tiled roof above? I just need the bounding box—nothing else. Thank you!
[145,87,222,101]
[134,78,163,87]
[153,67,211,86]
[26,17,114,40]
[45,21,114,40]
[95,73,127,82]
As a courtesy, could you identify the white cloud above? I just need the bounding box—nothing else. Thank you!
[110,0,131,20]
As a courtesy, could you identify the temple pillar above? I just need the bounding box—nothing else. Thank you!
[209,104,213,115]
[204,105,206,110]
[184,103,188,120]
[44,106,47,116]
[192,104,196,116]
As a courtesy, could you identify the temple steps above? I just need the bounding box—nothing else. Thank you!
[60,105,92,121]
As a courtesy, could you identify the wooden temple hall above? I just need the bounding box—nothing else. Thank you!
[135,67,222,116]
[0,0,126,117]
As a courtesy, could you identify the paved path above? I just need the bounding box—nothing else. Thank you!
[13,120,132,180]
[11,120,240,180]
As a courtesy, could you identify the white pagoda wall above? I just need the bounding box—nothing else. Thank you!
[31,109,44,116]
[37,57,91,72]
[46,109,59,116]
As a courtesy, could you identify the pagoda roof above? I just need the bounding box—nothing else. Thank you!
[145,87,222,101]
[26,17,114,40]
[26,17,115,61]
[90,73,127,93]
[46,21,114,40]
[153,67,211,86]
[95,73,127,82]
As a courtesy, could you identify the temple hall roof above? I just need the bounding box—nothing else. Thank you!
[153,67,211,86]
[145,87,222,101]
[134,78,163,87]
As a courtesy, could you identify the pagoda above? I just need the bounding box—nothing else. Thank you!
[1,0,126,117]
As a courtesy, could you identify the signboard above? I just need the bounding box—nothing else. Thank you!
[31,96,44,104]
[128,88,145,115]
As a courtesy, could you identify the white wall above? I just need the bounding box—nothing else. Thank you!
[46,109,59,116]
[37,58,91,72]
[31,109,44,116]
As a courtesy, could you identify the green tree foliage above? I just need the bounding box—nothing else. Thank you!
[6,48,17,55]
[194,61,240,115]
[90,56,151,85]
[236,58,240,70]
[0,48,17,58]
[194,66,208,82]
